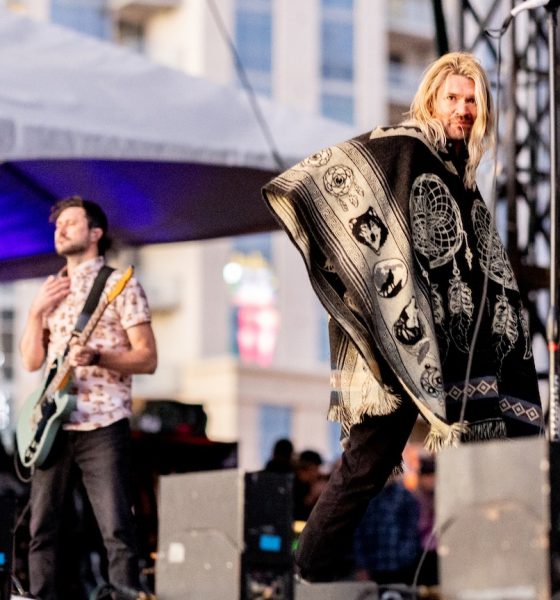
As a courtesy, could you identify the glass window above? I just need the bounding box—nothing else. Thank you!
[321,21,353,81]
[321,93,354,124]
[322,0,354,8]
[51,0,110,39]
[259,405,292,467]
[235,1,272,96]
[227,233,277,365]
[236,11,272,72]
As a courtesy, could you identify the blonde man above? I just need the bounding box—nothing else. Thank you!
[263,52,542,582]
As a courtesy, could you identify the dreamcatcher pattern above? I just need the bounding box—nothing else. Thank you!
[472,200,524,370]
[410,174,474,353]
[323,164,364,211]
[471,200,518,291]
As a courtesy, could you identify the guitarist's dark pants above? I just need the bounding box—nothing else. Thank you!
[28,418,139,600]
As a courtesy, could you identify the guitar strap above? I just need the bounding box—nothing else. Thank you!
[72,265,115,335]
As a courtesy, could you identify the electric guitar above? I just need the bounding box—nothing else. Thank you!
[16,266,134,469]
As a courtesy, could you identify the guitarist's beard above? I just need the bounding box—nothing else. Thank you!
[56,239,89,257]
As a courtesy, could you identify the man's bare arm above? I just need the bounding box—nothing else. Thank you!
[69,322,158,374]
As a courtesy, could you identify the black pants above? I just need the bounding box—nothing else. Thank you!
[29,419,139,600]
[295,397,419,582]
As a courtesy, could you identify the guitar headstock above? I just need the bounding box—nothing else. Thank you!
[107,266,134,302]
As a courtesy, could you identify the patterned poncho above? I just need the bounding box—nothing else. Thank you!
[262,126,543,451]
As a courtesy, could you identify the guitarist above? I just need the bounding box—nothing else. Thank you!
[19,197,157,600]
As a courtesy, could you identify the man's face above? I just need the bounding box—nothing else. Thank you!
[433,74,477,142]
[54,206,98,257]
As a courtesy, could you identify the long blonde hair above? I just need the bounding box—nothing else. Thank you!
[404,52,495,190]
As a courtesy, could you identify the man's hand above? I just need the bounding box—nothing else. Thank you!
[20,273,71,371]
[69,344,100,368]
[29,274,70,319]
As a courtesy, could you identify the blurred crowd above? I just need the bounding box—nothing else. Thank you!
[264,437,438,588]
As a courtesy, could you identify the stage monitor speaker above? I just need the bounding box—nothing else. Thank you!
[436,436,556,600]
[156,469,243,600]
[294,580,378,600]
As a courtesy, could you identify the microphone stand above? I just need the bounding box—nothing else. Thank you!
[543,5,560,595]
[546,3,560,441]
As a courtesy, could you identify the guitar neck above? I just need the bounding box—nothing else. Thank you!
[40,266,133,399]
[45,293,110,396]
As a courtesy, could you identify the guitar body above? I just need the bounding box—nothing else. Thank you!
[16,376,76,468]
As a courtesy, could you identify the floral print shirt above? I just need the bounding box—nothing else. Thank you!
[45,257,151,431]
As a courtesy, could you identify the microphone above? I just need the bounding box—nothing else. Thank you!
[511,0,558,18]
[497,0,560,34]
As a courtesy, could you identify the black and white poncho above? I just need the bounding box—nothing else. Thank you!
[262,126,542,451]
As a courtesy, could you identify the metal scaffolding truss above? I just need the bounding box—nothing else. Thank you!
[458,0,553,370]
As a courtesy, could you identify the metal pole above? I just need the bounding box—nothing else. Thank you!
[546,6,560,440]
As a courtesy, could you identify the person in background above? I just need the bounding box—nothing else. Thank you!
[264,438,295,474]
[293,450,328,521]
[353,476,421,585]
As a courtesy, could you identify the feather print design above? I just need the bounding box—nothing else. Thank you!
[431,284,445,326]
[431,283,449,358]
[448,276,474,352]
[519,307,533,360]
[492,295,518,374]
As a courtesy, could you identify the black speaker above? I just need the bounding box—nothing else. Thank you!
[294,581,378,599]
[241,471,294,600]
[436,437,557,599]
[0,496,15,600]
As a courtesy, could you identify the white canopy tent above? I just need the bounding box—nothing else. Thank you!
[0,10,359,280]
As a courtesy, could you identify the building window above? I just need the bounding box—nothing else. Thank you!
[235,0,272,96]
[323,0,353,7]
[321,20,353,81]
[51,0,111,39]
[225,233,279,366]
[320,93,354,124]
[259,404,292,467]
[320,0,354,124]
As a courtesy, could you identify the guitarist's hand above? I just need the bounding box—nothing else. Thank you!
[69,344,100,368]
[30,274,71,318]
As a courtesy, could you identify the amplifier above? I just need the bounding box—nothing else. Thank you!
[436,436,556,600]
[241,471,294,600]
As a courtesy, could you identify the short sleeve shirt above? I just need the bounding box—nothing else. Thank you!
[45,257,152,431]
